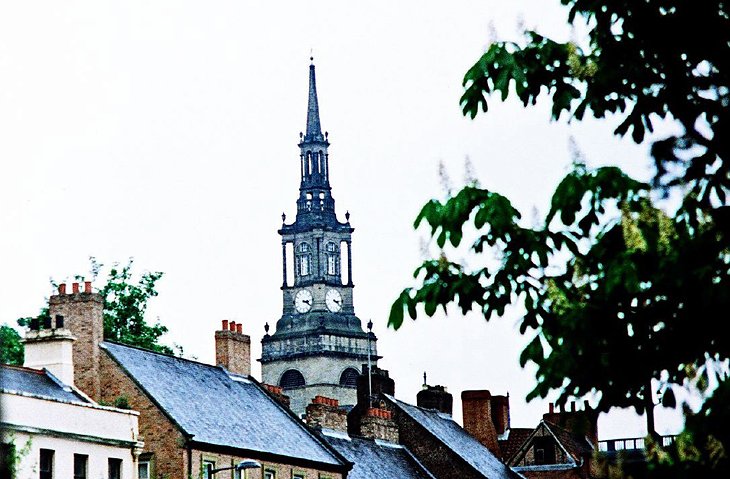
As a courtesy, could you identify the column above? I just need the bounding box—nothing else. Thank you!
[347,240,353,286]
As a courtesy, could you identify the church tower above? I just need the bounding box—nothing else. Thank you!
[260,60,378,415]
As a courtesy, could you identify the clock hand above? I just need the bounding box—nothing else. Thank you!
[303,299,311,304]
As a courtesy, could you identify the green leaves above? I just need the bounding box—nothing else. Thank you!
[99,258,172,355]
[0,324,24,365]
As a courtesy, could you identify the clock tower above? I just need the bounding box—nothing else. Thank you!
[260,60,378,415]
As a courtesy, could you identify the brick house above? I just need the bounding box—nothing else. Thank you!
[47,283,351,479]
[303,366,521,479]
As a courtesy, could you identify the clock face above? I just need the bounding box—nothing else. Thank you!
[294,289,313,314]
[325,289,342,312]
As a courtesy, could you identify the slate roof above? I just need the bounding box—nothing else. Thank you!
[498,427,533,461]
[384,395,520,479]
[102,341,344,467]
[321,430,435,479]
[0,364,88,404]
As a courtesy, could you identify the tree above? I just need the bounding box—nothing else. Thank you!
[389,0,728,460]
[92,258,173,355]
[0,324,24,365]
[2,258,173,364]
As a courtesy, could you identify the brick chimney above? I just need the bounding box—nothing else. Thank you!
[490,393,510,436]
[215,320,251,376]
[23,314,76,385]
[306,396,348,432]
[348,365,396,437]
[48,282,104,399]
[544,401,598,445]
[461,390,500,456]
[360,406,399,443]
[356,365,395,407]
[417,384,453,415]
[262,383,291,409]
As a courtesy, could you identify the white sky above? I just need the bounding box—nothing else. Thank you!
[0,1,682,438]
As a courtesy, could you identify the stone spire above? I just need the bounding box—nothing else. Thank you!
[295,59,335,223]
[304,58,324,143]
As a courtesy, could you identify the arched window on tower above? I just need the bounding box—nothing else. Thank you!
[339,368,359,387]
[280,369,305,389]
[297,242,311,277]
[325,242,339,276]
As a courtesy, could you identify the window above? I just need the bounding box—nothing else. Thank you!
[533,437,556,465]
[326,242,339,276]
[293,473,305,479]
[339,368,359,387]
[279,369,305,388]
[263,470,276,479]
[39,449,54,479]
[297,243,311,277]
[1,443,16,479]
[202,460,215,479]
[300,255,310,276]
[137,460,150,479]
[74,454,88,479]
[108,458,122,479]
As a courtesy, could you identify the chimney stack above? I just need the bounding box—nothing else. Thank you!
[461,390,501,457]
[417,384,453,415]
[215,320,251,376]
[23,314,77,385]
[48,282,104,399]
[490,394,510,436]
[543,401,599,446]
[263,384,291,409]
[306,396,348,432]
[356,365,395,409]
[360,406,399,443]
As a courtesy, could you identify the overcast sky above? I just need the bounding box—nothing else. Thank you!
[0,1,682,438]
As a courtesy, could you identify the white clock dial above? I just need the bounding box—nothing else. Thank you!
[294,289,313,313]
[325,289,342,312]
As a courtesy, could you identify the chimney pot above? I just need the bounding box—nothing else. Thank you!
[222,320,229,330]
[229,321,236,331]
[236,324,242,334]
[84,281,92,293]
[584,400,589,410]
[58,284,67,295]
[72,282,80,294]
[549,403,554,413]
[571,401,576,412]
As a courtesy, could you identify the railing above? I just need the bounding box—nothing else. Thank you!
[598,435,677,452]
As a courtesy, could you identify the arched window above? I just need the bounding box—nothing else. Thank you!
[325,242,339,276]
[280,369,305,388]
[339,368,359,387]
[297,243,311,276]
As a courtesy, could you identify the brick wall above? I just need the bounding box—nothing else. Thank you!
[393,408,486,479]
[189,450,344,479]
[99,351,186,479]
